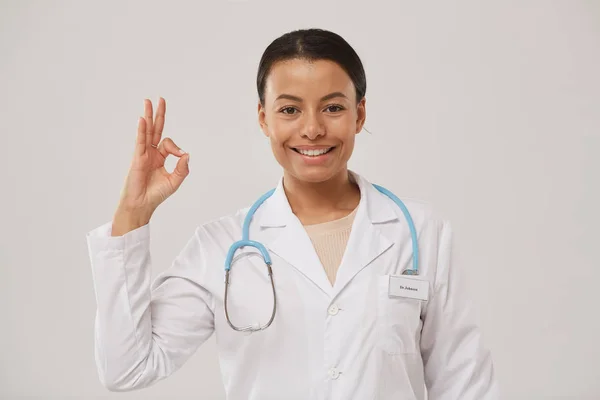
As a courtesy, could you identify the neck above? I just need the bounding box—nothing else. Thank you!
[282,168,360,224]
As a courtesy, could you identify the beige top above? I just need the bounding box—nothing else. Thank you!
[303,206,358,285]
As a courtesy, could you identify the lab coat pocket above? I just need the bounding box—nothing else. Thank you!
[377,275,422,355]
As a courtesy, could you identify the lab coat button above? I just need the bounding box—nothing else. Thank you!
[328,304,339,316]
[328,367,340,379]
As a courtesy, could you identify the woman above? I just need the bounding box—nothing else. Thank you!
[86,28,499,399]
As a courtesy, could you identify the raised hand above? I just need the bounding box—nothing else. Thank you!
[111,98,190,236]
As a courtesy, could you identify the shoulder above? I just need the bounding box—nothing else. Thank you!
[378,192,453,253]
[191,206,250,242]
[359,172,448,231]
[382,192,448,229]
[408,197,450,236]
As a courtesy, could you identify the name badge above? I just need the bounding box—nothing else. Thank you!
[388,275,429,301]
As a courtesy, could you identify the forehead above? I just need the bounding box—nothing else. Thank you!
[264,58,355,101]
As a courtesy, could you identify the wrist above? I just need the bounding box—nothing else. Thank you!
[111,208,152,236]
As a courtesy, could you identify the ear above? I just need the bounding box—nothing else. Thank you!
[355,97,366,134]
[258,101,270,137]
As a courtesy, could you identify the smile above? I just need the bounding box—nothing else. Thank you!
[292,147,335,157]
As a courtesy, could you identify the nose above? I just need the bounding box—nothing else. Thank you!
[300,110,325,140]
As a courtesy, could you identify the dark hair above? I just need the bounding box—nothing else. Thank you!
[256,28,366,106]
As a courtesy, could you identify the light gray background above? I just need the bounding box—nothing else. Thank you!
[1,1,598,399]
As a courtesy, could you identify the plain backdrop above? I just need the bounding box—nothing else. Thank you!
[1,1,598,399]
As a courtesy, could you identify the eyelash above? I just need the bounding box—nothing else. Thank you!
[279,104,346,115]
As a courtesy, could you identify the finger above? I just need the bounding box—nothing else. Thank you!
[168,153,190,191]
[135,117,146,155]
[156,137,186,159]
[144,99,154,147]
[152,97,166,147]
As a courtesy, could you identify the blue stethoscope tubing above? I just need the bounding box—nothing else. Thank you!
[223,183,419,332]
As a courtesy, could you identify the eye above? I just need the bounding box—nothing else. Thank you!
[325,104,345,113]
[279,106,298,115]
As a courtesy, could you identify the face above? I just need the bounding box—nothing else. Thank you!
[258,58,366,184]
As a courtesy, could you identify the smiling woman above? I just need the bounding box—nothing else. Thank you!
[86,28,499,400]
[260,64,362,176]
[257,33,366,190]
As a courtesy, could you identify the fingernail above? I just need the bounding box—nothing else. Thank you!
[179,149,186,155]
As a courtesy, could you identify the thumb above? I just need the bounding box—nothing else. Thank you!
[168,153,190,191]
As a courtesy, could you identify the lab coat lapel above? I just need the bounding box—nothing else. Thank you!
[257,179,333,297]
[255,172,399,299]
[331,172,397,297]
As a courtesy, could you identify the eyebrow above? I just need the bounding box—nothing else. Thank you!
[275,92,348,102]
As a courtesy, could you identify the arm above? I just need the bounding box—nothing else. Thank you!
[86,221,214,392]
[420,219,500,399]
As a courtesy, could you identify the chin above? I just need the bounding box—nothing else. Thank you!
[289,166,342,184]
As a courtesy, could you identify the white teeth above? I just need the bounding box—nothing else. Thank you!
[297,148,331,156]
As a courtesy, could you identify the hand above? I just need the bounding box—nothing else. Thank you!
[112,98,190,235]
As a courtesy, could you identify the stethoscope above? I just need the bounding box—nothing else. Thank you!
[223,183,419,333]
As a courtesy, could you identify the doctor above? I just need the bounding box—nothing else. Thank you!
[86,28,499,399]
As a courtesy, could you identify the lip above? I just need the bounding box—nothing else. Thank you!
[290,146,335,166]
[290,145,336,150]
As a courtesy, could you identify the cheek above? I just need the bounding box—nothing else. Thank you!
[327,115,358,137]
[267,120,294,146]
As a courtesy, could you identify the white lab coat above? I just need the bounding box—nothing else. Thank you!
[86,171,499,399]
